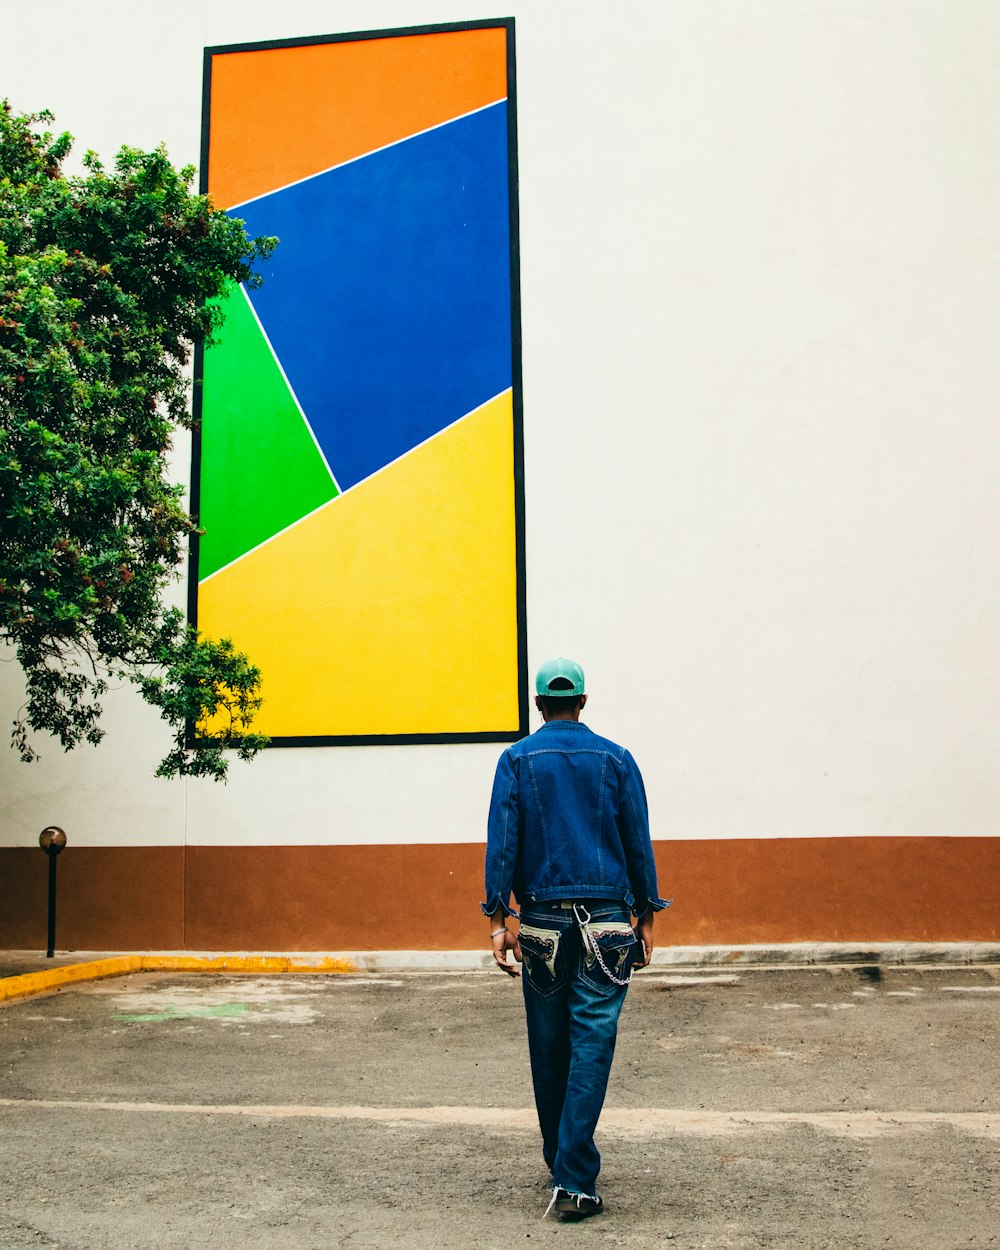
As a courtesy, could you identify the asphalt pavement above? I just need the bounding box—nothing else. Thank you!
[1,963,998,1248]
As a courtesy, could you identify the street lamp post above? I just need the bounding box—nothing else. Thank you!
[38,826,67,959]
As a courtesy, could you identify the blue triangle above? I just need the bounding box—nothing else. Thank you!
[237,102,513,492]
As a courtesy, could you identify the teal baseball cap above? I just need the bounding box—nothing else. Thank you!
[535,657,586,698]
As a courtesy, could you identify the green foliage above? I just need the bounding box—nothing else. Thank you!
[0,103,276,779]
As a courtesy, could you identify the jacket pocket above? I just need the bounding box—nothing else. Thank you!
[518,924,564,996]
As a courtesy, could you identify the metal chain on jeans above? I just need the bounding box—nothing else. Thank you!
[571,903,634,987]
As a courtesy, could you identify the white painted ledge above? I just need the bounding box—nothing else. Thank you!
[32,942,997,973]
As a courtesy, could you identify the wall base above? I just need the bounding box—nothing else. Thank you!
[1,837,998,950]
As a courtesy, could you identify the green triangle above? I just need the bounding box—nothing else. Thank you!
[198,284,338,581]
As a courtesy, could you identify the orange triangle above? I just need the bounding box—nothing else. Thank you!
[208,26,509,210]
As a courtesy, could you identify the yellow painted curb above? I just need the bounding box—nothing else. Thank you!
[0,957,141,1004]
[140,955,356,975]
[0,954,356,1005]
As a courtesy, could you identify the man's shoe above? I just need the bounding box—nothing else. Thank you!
[554,1189,604,1221]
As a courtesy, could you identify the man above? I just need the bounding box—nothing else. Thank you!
[483,657,668,1221]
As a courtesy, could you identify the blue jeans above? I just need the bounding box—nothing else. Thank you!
[517,899,638,1195]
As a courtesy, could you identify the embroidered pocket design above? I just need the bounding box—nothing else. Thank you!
[518,924,564,994]
[581,922,637,990]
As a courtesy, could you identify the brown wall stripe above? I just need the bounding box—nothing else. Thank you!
[1,837,998,951]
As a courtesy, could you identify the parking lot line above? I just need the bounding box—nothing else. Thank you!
[1,1098,996,1137]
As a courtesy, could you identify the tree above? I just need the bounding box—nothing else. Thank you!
[0,102,276,779]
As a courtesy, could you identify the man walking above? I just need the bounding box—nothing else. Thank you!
[483,657,668,1221]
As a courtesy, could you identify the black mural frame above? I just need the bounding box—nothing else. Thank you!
[189,18,527,748]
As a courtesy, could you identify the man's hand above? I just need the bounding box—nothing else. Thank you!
[490,924,522,976]
[633,913,655,969]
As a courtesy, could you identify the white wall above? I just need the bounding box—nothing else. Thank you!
[2,0,999,848]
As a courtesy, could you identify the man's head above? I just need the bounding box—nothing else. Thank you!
[534,657,587,720]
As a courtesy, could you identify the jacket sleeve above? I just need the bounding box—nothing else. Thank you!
[481,748,520,917]
[617,749,669,918]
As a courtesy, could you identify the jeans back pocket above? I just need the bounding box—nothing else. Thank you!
[580,922,637,993]
[518,924,565,996]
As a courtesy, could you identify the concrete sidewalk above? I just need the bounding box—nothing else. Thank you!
[1,963,999,1247]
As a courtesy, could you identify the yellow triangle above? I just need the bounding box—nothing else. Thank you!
[198,391,519,737]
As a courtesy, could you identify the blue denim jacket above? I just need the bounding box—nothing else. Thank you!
[482,720,669,919]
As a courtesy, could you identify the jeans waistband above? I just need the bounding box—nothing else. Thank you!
[520,899,629,919]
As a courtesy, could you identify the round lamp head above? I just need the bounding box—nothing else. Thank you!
[39,826,67,851]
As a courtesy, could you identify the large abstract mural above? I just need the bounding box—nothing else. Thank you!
[193,21,526,743]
